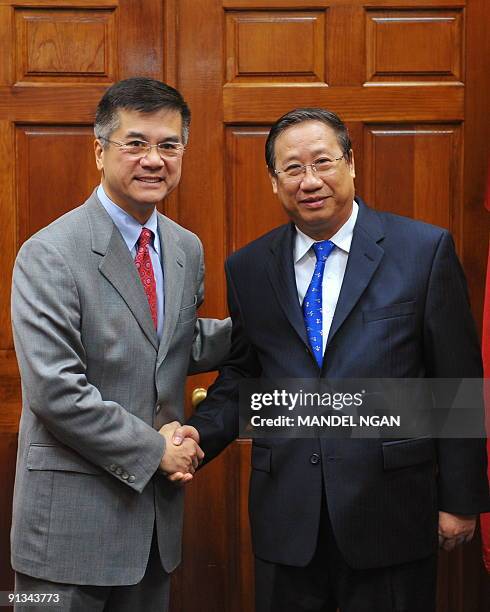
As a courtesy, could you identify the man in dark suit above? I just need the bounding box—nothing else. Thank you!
[172,108,489,611]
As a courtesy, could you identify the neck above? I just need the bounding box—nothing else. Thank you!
[130,208,154,225]
[100,182,156,225]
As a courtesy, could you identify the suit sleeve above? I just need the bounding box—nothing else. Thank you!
[423,231,490,513]
[187,259,261,461]
[11,238,165,493]
[188,236,231,375]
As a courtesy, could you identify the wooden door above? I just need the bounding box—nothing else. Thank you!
[0,1,489,611]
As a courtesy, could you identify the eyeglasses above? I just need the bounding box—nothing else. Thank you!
[275,155,345,181]
[99,137,185,159]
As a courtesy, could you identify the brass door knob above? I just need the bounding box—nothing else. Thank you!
[191,387,207,407]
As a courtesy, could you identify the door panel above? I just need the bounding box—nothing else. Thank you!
[16,127,100,242]
[363,125,462,233]
[226,128,288,251]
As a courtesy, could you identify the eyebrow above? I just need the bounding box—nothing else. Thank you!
[124,130,181,142]
[281,147,340,164]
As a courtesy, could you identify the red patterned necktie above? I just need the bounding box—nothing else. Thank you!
[135,228,158,329]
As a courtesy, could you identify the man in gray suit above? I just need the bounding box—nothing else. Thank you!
[10,77,230,611]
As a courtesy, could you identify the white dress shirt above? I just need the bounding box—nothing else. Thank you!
[294,201,359,355]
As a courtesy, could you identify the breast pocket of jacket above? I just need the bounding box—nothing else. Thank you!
[362,301,418,371]
[363,300,416,323]
[178,295,197,325]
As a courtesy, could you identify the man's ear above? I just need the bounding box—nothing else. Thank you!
[269,171,278,195]
[348,149,355,179]
[94,139,104,172]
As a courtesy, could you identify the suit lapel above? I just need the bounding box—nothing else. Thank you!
[326,199,385,346]
[86,192,159,350]
[267,224,310,348]
[156,214,185,365]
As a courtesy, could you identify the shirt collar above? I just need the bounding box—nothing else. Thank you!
[97,184,160,254]
[294,200,359,263]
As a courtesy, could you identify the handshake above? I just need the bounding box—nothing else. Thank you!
[158,421,203,484]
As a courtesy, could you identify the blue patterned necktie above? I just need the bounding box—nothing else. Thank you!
[302,240,335,368]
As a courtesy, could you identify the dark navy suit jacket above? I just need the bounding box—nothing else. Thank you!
[189,197,490,569]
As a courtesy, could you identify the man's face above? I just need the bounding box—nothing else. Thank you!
[270,120,355,240]
[94,108,183,223]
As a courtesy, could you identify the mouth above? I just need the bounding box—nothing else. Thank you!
[299,196,327,209]
[135,176,164,184]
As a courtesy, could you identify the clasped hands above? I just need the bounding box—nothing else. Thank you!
[158,421,202,484]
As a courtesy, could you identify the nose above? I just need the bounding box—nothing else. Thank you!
[300,165,323,189]
[140,146,165,168]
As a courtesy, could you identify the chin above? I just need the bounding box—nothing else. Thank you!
[301,213,332,227]
[134,190,167,205]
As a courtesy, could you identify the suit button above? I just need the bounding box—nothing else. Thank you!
[115,467,123,475]
[128,475,135,483]
[122,472,129,480]
[310,453,320,465]
[109,464,117,472]
[156,404,161,413]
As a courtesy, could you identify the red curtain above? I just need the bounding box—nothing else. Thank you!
[481,164,490,573]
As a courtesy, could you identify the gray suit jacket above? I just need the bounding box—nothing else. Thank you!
[10,190,230,585]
